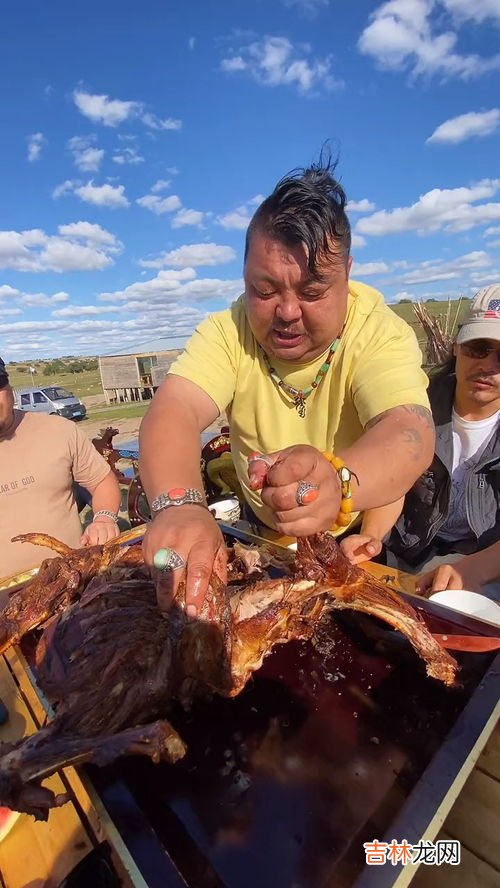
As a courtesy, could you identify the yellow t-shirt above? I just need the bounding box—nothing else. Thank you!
[170,281,429,528]
[0,411,111,578]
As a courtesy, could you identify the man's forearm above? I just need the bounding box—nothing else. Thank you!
[139,401,205,502]
[90,471,121,513]
[340,405,435,511]
[463,541,500,586]
[361,498,404,540]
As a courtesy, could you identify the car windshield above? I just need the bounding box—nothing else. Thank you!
[41,387,74,401]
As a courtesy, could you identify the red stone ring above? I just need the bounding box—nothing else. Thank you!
[296,480,319,506]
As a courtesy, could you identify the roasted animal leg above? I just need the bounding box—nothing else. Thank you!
[293,536,458,686]
[0,720,186,819]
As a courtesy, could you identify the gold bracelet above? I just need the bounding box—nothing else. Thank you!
[322,452,358,530]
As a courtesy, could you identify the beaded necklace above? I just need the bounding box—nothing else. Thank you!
[261,336,341,418]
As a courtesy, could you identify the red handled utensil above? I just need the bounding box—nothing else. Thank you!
[432,633,500,652]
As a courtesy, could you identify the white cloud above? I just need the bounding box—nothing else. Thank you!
[57,221,120,247]
[352,261,391,276]
[0,223,122,272]
[136,193,182,215]
[351,233,367,248]
[188,36,196,50]
[221,35,342,94]
[221,56,247,72]
[73,89,183,133]
[52,304,118,317]
[139,243,236,269]
[282,0,328,16]
[27,133,45,162]
[99,267,243,305]
[0,285,70,308]
[171,208,204,228]
[52,180,77,199]
[68,135,104,171]
[74,181,130,208]
[441,0,500,24]
[73,90,140,126]
[141,112,182,131]
[485,226,500,237]
[112,147,144,165]
[358,0,500,81]
[151,179,171,193]
[356,179,500,237]
[218,208,252,230]
[378,251,492,291]
[0,308,22,316]
[347,198,376,212]
[53,179,129,208]
[427,109,500,144]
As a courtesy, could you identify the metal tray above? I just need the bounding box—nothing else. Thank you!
[78,526,500,888]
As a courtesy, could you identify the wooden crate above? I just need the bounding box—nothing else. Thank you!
[0,648,148,888]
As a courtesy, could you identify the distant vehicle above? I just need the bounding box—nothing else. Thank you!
[13,386,87,421]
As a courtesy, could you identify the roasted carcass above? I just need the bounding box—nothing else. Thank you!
[0,534,143,655]
[0,532,457,818]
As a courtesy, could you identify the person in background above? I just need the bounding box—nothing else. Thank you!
[340,285,500,601]
[139,157,434,616]
[0,357,121,579]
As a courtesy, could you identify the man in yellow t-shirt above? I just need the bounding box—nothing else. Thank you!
[139,159,434,617]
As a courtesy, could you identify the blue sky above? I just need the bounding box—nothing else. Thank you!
[1,0,499,360]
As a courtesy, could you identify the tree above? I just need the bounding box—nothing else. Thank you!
[398,298,412,304]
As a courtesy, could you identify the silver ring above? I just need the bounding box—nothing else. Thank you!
[296,480,319,507]
[248,453,274,467]
[153,547,186,572]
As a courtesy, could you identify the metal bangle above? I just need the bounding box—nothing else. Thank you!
[92,509,119,524]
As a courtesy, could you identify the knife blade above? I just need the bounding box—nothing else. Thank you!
[432,633,500,652]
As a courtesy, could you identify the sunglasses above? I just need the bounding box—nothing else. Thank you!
[460,341,500,362]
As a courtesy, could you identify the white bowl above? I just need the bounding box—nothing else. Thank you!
[209,497,241,524]
[429,589,500,627]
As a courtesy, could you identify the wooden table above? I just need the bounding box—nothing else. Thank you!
[0,545,497,888]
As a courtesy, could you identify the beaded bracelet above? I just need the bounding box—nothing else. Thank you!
[322,452,358,531]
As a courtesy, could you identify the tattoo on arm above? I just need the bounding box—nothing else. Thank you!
[367,404,434,432]
[402,427,423,461]
[400,404,434,430]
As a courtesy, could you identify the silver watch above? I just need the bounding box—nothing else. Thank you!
[151,487,205,515]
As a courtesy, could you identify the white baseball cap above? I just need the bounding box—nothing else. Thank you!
[456,284,500,344]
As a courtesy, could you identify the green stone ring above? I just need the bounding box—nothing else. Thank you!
[153,547,186,572]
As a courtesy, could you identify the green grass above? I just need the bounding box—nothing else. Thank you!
[85,403,150,422]
[6,365,103,398]
[391,298,470,345]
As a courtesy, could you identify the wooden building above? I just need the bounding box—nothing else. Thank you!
[98,344,180,404]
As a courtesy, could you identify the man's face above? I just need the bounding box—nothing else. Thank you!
[0,382,14,437]
[244,230,351,362]
[454,339,500,408]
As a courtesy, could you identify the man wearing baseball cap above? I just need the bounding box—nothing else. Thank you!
[0,357,121,579]
[342,285,500,599]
